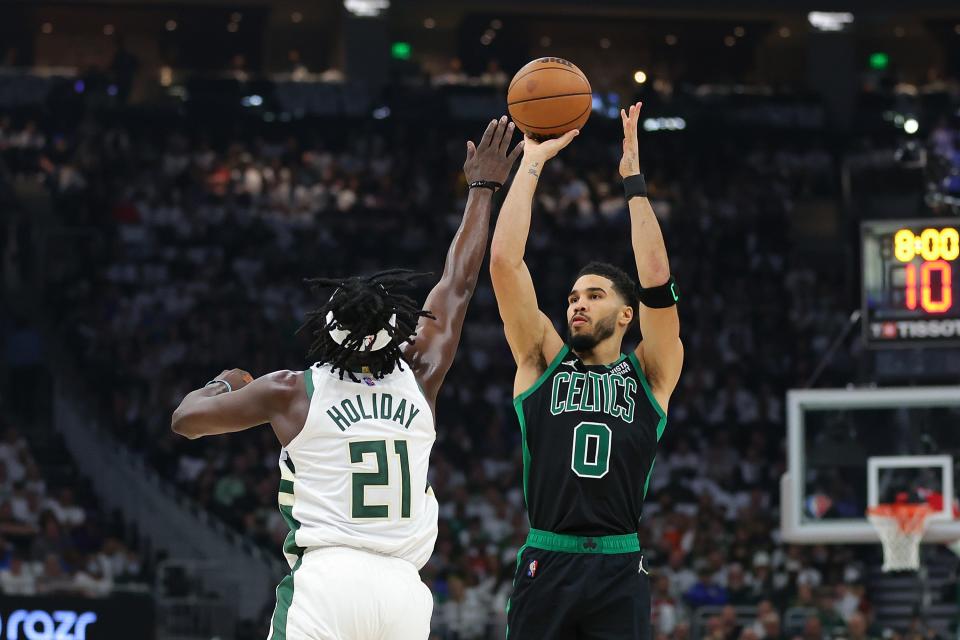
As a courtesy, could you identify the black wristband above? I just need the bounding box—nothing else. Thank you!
[638,276,679,308]
[623,173,647,200]
[469,180,502,192]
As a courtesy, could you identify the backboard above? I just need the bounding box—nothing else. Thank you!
[781,387,960,543]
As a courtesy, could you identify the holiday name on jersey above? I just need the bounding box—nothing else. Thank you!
[549,370,637,422]
[326,393,422,431]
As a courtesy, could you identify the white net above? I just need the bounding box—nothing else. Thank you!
[868,506,932,572]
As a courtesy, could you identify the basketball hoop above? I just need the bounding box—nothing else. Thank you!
[867,503,933,572]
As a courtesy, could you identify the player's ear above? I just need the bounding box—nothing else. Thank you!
[620,304,634,326]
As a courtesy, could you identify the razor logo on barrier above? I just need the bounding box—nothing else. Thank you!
[1,610,97,640]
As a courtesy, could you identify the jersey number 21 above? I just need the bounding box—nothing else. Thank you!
[349,440,412,519]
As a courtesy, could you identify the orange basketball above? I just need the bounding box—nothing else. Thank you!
[507,57,592,139]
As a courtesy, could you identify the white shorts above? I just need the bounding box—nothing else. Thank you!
[267,546,433,640]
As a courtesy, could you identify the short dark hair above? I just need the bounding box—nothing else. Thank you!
[574,261,639,315]
[297,269,435,381]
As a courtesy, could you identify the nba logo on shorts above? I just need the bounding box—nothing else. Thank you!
[527,560,538,578]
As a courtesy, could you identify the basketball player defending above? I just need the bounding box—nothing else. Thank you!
[171,117,522,640]
[490,102,683,639]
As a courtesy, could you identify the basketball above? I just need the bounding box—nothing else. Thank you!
[507,57,592,139]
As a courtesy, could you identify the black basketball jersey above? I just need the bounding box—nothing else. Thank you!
[514,345,667,537]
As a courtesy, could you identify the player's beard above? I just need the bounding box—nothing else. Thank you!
[568,312,617,354]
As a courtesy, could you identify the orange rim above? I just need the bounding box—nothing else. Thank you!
[867,503,933,534]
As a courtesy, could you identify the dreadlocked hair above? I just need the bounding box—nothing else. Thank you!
[297,269,435,381]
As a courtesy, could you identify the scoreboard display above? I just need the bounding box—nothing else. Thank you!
[862,219,960,346]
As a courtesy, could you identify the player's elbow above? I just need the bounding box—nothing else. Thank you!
[171,408,202,439]
[640,256,671,287]
[489,250,519,280]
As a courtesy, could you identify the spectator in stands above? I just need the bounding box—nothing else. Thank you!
[846,612,874,640]
[719,605,742,640]
[814,588,845,632]
[44,487,86,529]
[74,551,112,597]
[0,553,36,595]
[833,583,861,621]
[0,499,35,540]
[29,512,71,561]
[0,461,10,496]
[801,615,824,640]
[0,427,28,480]
[704,615,726,640]
[652,573,679,635]
[663,549,697,600]
[35,552,74,595]
[9,483,41,529]
[748,601,775,637]
[791,582,816,609]
[726,563,753,605]
[750,552,774,601]
[684,567,729,608]
[758,611,783,640]
[437,574,488,639]
[213,455,249,515]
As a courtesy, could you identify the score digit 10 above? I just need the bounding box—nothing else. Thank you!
[893,227,958,313]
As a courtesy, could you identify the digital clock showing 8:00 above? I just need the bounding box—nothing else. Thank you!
[862,219,960,345]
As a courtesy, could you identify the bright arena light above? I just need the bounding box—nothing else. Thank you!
[904,118,919,134]
[808,11,854,32]
[633,70,647,84]
[643,117,687,132]
[344,0,390,17]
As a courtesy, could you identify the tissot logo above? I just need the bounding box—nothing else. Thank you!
[1,610,97,640]
[870,319,960,339]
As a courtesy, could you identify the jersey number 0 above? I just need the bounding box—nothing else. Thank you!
[571,422,612,478]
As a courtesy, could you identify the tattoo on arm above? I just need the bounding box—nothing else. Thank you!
[527,161,540,178]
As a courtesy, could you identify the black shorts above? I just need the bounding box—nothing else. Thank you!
[506,546,652,640]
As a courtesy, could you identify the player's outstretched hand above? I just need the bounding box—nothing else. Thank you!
[522,129,579,165]
[619,101,643,178]
[214,368,254,392]
[464,115,524,185]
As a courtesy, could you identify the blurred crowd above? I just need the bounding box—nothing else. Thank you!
[0,424,147,598]
[1,98,950,639]
[929,116,960,206]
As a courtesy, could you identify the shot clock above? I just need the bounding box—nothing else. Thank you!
[862,219,960,346]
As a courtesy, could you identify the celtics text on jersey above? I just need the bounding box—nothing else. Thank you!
[514,345,666,537]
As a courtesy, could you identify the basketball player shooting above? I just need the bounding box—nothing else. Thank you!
[490,102,683,639]
[170,117,522,640]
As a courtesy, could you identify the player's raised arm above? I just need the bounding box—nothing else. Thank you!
[171,368,304,442]
[489,130,577,384]
[402,116,523,406]
[620,102,684,400]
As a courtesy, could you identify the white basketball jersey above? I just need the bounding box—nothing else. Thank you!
[276,362,439,570]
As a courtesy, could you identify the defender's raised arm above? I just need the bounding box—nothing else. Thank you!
[403,116,523,406]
